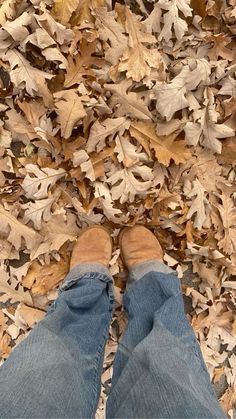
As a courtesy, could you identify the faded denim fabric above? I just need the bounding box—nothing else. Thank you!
[0,262,225,418]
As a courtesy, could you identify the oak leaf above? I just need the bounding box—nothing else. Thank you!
[104,81,152,120]
[54,90,86,139]
[213,193,236,255]
[118,7,164,82]
[35,6,73,45]
[184,178,208,230]
[3,49,53,96]
[65,41,104,87]
[21,164,65,199]
[115,135,147,168]
[1,11,31,42]
[0,204,41,251]
[0,0,16,26]
[87,117,130,153]
[130,121,191,166]
[207,34,234,61]
[22,258,69,296]
[107,164,153,204]
[52,0,81,25]
[184,89,234,153]
[158,0,192,42]
[94,182,128,223]
[23,197,55,230]
[22,28,56,50]
[0,265,33,305]
[73,150,95,181]
[94,8,127,65]
[18,304,45,328]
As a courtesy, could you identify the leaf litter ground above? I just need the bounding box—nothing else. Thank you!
[0,0,235,416]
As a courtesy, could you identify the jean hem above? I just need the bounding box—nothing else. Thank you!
[60,263,113,291]
[128,260,175,282]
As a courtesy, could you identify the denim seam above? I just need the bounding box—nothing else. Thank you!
[91,284,114,418]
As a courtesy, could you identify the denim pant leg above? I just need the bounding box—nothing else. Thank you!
[107,261,225,418]
[0,264,114,419]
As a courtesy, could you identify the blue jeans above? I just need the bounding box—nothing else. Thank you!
[0,262,225,418]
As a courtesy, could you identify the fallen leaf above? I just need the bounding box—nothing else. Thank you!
[107,164,153,204]
[54,89,86,139]
[22,258,70,296]
[184,178,209,230]
[52,0,81,25]
[0,204,41,251]
[65,40,104,87]
[118,6,164,81]
[87,117,130,153]
[3,49,53,95]
[21,164,65,199]
[130,121,191,166]
[104,80,152,120]
[18,304,45,328]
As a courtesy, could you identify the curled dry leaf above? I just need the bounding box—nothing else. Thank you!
[130,121,191,166]
[54,90,86,139]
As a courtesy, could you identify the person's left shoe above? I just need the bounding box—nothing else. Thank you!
[70,226,112,269]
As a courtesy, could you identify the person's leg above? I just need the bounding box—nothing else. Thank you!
[107,226,225,418]
[0,227,114,419]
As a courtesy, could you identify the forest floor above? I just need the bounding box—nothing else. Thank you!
[0,0,235,417]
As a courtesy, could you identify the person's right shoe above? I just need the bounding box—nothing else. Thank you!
[119,225,163,269]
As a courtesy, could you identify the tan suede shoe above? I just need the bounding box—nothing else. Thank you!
[70,226,112,269]
[119,225,163,269]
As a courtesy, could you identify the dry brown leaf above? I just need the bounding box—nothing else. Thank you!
[22,257,70,296]
[212,193,236,255]
[94,7,127,65]
[130,121,191,166]
[87,117,130,153]
[0,0,16,26]
[0,332,11,359]
[65,41,104,88]
[118,6,164,82]
[18,304,45,328]
[207,34,234,61]
[54,89,86,139]
[3,49,53,96]
[0,204,41,251]
[52,0,81,25]
[104,81,152,120]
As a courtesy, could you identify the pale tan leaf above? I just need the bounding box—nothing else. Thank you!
[115,135,147,168]
[130,121,191,166]
[3,49,53,95]
[54,90,86,139]
[0,265,33,305]
[21,164,65,199]
[65,41,104,87]
[18,304,45,328]
[104,81,152,120]
[94,7,127,65]
[35,6,73,45]
[213,193,236,255]
[107,164,153,204]
[52,0,81,25]
[184,179,209,230]
[0,0,16,26]
[1,11,31,41]
[87,117,130,153]
[23,197,55,230]
[0,204,41,251]
[118,7,164,82]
